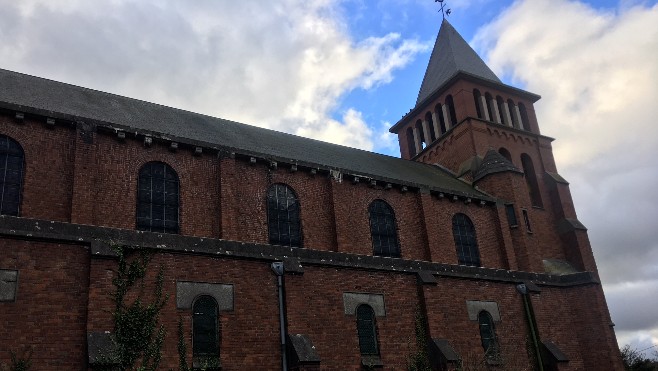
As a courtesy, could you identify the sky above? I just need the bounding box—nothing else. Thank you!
[1,0,657,356]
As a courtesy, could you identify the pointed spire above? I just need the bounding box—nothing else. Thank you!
[416,19,501,105]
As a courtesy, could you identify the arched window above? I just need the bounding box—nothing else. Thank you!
[267,184,302,247]
[478,311,499,359]
[507,99,519,128]
[406,127,416,157]
[498,148,512,163]
[496,96,508,126]
[452,214,481,267]
[193,296,220,362]
[484,93,495,122]
[357,305,379,356]
[425,112,437,142]
[137,161,179,233]
[435,104,447,134]
[0,135,24,216]
[473,89,483,119]
[415,120,426,149]
[445,95,457,126]
[368,200,400,258]
[519,103,531,131]
[521,154,543,207]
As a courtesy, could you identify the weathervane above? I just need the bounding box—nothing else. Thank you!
[435,0,451,19]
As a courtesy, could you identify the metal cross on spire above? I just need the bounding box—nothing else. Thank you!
[435,0,451,19]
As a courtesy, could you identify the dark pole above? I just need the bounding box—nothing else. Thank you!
[517,284,544,371]
[272,262,288,371]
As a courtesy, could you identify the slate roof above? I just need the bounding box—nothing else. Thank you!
[416,19,501,106]
[0,68,489,199]
[472,149,523,182]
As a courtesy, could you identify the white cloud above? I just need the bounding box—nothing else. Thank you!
[375,121,401,155]
[295,108,374,150]
[474,0,658,347]
[0,0,428,151]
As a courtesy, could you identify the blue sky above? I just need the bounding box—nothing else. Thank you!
[336,0,640,156]
[0,0,657,357]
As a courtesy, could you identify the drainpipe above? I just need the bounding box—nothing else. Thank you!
[272,262,288,371]
[516,284,544,371]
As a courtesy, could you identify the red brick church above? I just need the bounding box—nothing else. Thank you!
[0,19,623,370]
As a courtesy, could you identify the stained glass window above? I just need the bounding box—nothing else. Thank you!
[137,162,179,233]
[267,184,301,247]
[369,200,400,258]
[452,213,481,266]
[0,135,24,216]
[357,305,378,355]
[193,296,219,358]
[478,311,499,359]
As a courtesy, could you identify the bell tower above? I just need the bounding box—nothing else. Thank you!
[390,19,597,275]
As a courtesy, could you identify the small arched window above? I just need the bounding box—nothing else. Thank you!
[498,148,512,163]
[519,103,531,131]
[445,95,457,126]
[193,296,220,361]
[357,305,379,356]
[425,112,436,142]
[267,184,302,247]
[137,161,179,233]
[415,120,426,149]
[484,93,495,122]
[496,96,508,126]
[406,127,416,157]
[521,154,543,208]
[478,311,499,358]
[369,200,400,258]
[507,99,519,128]
[452,213,481,267]
[0,135,24,216]
[473,89,483,119]
[436,104,447,134]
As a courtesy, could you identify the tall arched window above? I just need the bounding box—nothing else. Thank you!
[519,103,531,131]
[425,112,437,142]
[478,311,499,359]
[496,96,508,126]
[484,93,495,122]
[0,135,24,216]
[368,200,400,258]
[267,184,302,247]
[193,296,220,362]
[406,127,416,157]
[435,104,447,134]
[473,89,483,119]
[507,99,519,129]
[452,213,481,267]
[137,161,179,233]
[415,120,426,149]
[521,154,543,207]
[357,304,379,356]
[445,95,457,126]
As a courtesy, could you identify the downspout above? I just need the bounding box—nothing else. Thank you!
[517,284,544,371]
[272,262,288,371]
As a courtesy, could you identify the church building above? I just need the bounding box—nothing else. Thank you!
[0,19,623,370]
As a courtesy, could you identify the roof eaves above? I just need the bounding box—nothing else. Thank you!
[2,97,494,201]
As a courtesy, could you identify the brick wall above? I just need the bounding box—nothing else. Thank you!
[0,79,624,371]
[285,266,420,370]
[0,113,75,222]
[0,239,89,370]
[423,277,533,368]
